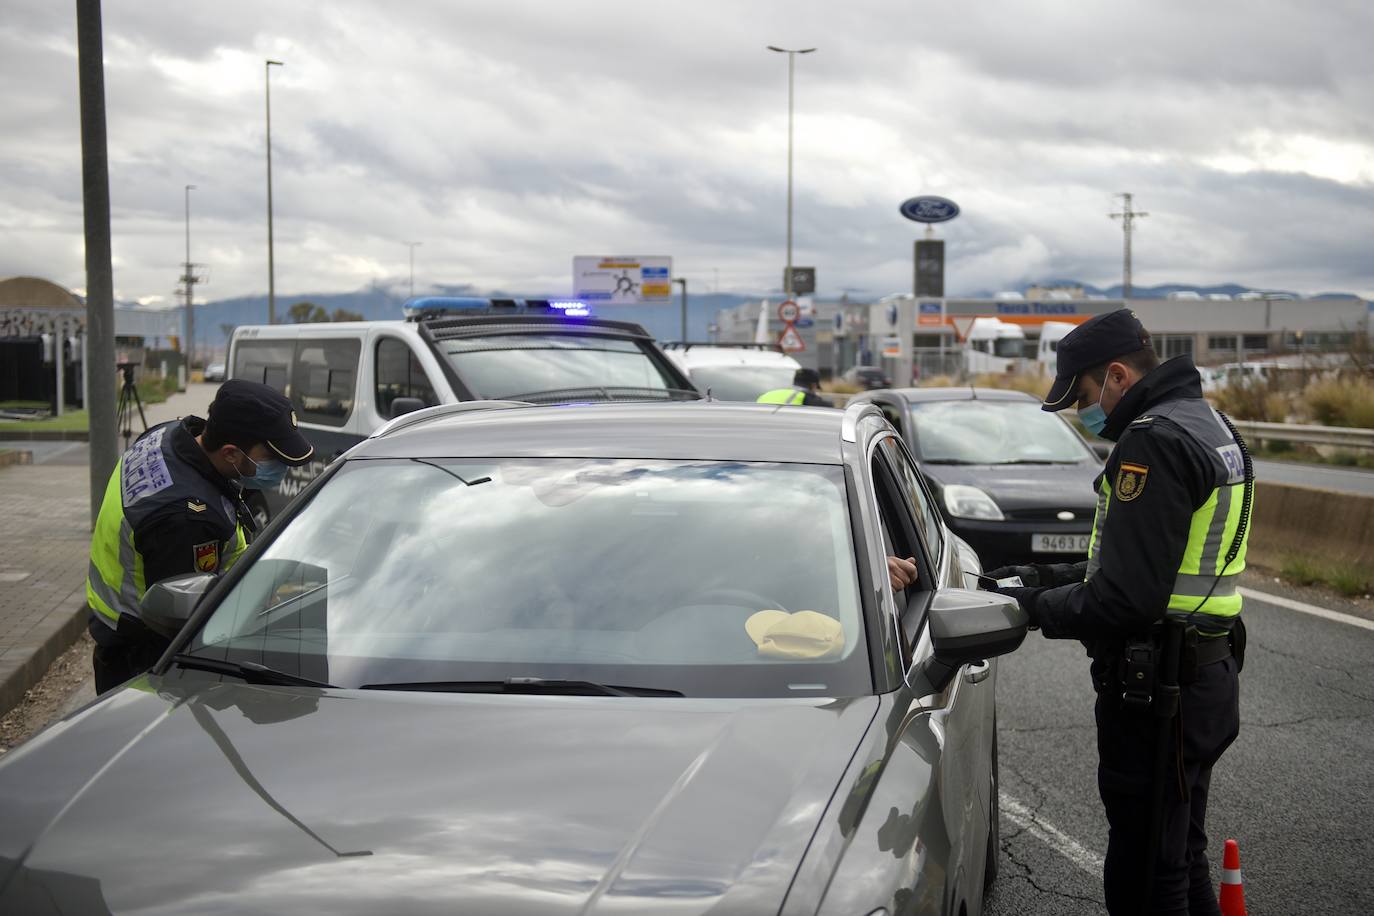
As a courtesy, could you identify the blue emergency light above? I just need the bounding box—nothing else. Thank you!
[403,296,593,320]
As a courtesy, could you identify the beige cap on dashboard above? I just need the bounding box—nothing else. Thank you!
[745,609,844,660]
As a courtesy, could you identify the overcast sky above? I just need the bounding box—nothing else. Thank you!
[3,0,1373,306]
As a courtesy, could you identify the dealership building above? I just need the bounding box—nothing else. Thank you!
[713,291,1371,380]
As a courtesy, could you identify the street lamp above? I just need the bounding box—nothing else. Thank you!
[404,241,422,299]
[766,45,816,301]
[265,59,284,324]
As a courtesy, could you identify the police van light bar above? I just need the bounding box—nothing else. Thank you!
[403,296,592,320]
[548,300,591,317]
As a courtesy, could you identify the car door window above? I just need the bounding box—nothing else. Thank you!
[375,337,439,418]
[292,339,361,427]
[870,441,935,662]
[880,436,944,561]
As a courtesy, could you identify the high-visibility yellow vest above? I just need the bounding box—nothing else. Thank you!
[1085,400,1251,628]
[87,424,249,626]
[757,387,808,405]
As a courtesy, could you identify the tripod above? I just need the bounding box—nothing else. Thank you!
[115,362,148,451]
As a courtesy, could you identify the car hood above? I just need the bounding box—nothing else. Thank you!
[0,680,878,915]
[920,460,1100,514]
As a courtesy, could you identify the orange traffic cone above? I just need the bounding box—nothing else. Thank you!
[1218,838,1247,916]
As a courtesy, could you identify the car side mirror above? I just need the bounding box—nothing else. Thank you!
[390,397,426,419]
[140,573,215,639]
[908,588,1028,696]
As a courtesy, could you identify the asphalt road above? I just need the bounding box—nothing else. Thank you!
[985,589,1374,914]
[1254,458,1374,496]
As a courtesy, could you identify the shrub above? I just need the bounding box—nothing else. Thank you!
[1303,376,1374,428]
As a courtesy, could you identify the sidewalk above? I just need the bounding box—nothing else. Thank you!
[0,381,220,716]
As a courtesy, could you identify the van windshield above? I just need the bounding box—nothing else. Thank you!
[437,334,690,402]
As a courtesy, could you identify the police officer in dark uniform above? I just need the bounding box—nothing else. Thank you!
[86,380,314,694]
[985,309,1248,915]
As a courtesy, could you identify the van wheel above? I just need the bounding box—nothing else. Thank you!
[984,721,1000,892]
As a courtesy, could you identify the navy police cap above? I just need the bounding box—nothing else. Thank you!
[1041,308,1150,412]
[207,379,315,466]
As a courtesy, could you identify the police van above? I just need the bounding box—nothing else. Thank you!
[227,297,700,521]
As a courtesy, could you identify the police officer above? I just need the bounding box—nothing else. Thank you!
[985,309,1247,916]
[86,379,314,694]
[756,367,833,406]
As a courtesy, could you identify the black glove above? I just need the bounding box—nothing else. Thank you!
[983,564,1043,588]
[994,586,1044,629]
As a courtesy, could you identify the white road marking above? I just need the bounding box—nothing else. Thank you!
[1239,587,1374,632]
[1000,792,1104,877]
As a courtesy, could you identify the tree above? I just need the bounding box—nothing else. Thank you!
[331,308,364,322]
[288,301,329,323]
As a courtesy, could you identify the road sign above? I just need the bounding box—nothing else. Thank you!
[777,324,806,353]
[777,300,801,322]
[784,267,816,295]
[573,256,673,304]
[918,300,944,327]
[950,316,976,340]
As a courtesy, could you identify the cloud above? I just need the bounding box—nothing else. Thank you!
[2,0,1372,303]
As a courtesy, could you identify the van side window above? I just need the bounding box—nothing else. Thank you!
[375,338,438,418]
[233,341,293,394]
[292,339,361,427]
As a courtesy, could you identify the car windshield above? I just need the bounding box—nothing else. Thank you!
[690,365,795,401]
[910,400,1095,464]
[438,334,685,401]
[184,458,870,697]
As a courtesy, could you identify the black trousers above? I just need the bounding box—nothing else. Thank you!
[1094,655,1240,916]
[88,612,171,695]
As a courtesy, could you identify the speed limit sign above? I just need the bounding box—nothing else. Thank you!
[777,300,800,323]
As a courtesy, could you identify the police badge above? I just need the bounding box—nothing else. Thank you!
[1115,462,1149,501]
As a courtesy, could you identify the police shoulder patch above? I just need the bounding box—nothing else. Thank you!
[187,499,207,513]
[1115,462,1149,502]
[194,541,219,573]
[1130,415,1155,427]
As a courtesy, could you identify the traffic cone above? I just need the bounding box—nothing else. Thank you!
[1218,838,1247,916]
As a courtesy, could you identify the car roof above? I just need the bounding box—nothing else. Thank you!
[874,387,1040,403]
[355,402,849,464]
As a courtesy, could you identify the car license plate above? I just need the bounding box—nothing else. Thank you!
[1032,533,1090,553]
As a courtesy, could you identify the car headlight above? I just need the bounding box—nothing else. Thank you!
[943,484,1004,521]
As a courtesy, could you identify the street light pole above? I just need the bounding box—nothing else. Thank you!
[404,241,422,299]
[265,59,283,324]
[767,45,815,302]
[673,277,688,342]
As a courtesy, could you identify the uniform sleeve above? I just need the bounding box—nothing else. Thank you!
[134,507,231,589]
[804,391,834,408]
[1035,424,1211,640]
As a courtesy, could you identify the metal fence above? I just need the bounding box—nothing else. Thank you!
[1231,420,1374,451]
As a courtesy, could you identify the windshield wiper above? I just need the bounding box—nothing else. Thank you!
[171,654,337,689]
[501,386,699,403]
[991,459,1075,465]
[923,458,982,465]
[358,677,683,697]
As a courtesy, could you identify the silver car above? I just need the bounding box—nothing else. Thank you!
[0,401,1026,915]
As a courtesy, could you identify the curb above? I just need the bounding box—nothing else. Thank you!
[0,589,89,720]
[0,430,90,442]
[0,449,34,468]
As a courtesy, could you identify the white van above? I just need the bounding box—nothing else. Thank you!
[661,343,802,401]
[963,317,1026,375]
[1035,321,1077,375]
[228,297,697,521]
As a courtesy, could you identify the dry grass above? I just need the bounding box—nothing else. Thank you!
[1279,554,1371,598]
[1303,376,1374,428]
[918,372,1048,398]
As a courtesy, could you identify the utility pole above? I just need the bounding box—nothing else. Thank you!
[1109,193,1148,299]
[265,59,283,323]
[76,0,118,526]
[404,241,422,298]
[181,184,201,370]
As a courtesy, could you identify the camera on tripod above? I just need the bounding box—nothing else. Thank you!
[115,361,148,450]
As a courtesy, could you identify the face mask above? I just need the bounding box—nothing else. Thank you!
[1079,379,1110,438]
[235,452,289,490]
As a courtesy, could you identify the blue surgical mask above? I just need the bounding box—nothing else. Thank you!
[1079,383,1109,437]
[236,453,289,490]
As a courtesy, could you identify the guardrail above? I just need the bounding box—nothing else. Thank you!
[1230,420,1374,451]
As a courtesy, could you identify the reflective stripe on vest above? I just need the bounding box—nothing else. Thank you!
[756,388,807,405]
[1168,480,1248,618]
[86,459,147,624]
[1082,474,1249,620]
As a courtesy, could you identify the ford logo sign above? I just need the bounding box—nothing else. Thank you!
[899,196,960,224]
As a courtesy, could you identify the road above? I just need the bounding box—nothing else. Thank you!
[985,587,1374,914]
[1254,458,1374,496]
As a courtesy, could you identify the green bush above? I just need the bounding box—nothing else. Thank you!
[1279,553,1370,596]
